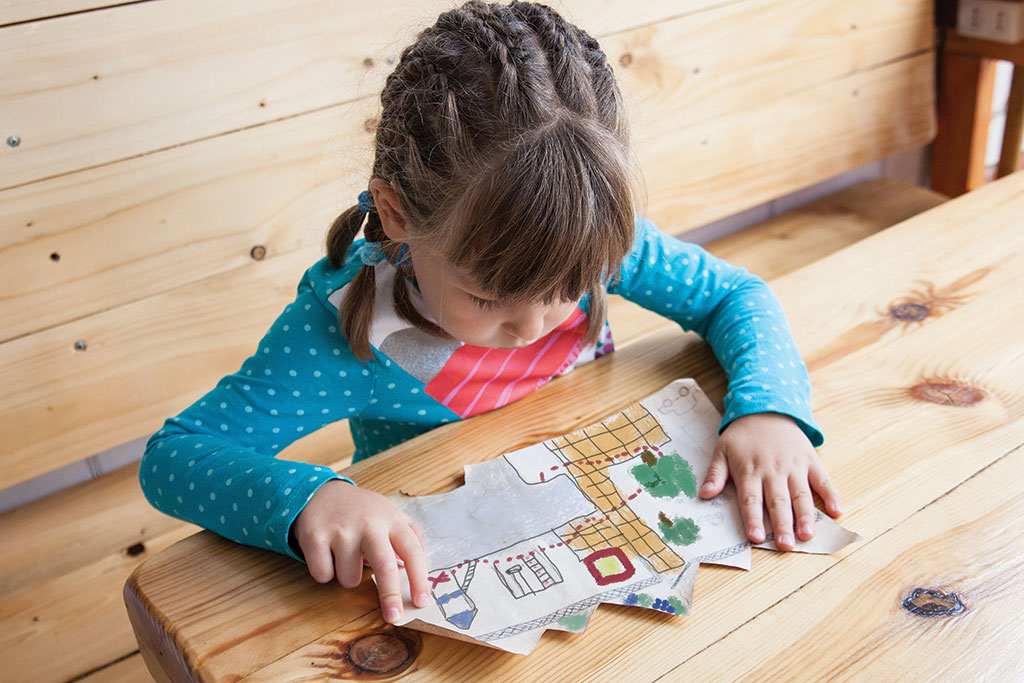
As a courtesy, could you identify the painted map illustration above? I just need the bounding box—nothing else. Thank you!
[391,379,859,654]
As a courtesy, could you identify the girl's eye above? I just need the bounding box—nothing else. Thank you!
[469,294,498,310]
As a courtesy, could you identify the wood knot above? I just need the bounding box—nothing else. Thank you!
[902,588,965,617]
[890,302,930,322]
[250,245,266,261]
[908,381,985,407]
[125,542,146,557]
[362,57,374,68]
[363,117,379,134]
[345,632,416,675]
[619,52,633,67]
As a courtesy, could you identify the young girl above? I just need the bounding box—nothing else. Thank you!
[141,0,842,626]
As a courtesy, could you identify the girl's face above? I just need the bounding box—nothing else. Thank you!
[407,245,580,349]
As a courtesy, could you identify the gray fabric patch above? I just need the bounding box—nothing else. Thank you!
[378,327,462,384]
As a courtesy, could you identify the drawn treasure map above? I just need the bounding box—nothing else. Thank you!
[391,379,860,654]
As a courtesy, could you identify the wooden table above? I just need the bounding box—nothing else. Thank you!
[126,172,1024,682]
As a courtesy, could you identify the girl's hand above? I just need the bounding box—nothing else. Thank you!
[699,412,843,550]
[293,480,429,623]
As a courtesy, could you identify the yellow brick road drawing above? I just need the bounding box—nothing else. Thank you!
[546,403,685,573]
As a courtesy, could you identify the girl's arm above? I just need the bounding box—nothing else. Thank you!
[610,215,822,444]
[140,273,374,561]
[609,216,842,549]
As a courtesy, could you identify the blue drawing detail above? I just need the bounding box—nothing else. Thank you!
[429,562,478,630]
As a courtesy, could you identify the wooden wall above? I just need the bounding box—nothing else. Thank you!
[0,0,936,490]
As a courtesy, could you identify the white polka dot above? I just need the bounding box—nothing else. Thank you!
[304,324,311,331]
[418,409,426,415]
[362,369,370,376]
[198,504,204,512]
[281,508,290,517]
[242,528,249,536]
[264,476,272,484]
[393,403,401,409]
[247,489,253,497]
[210,492,216,501]
[339,371,347,377]
[264,369,272,376]
[309,476,318,482]
[288,468,296,474]
[283,325,290,331]
[220,515,226,524]
[314,370,322,377]
[411,388,419,394]
[387,383,395,389]
[284,487,292,495]
[309,348,317,356]
[220,424,228,431]
[268,388,276,396]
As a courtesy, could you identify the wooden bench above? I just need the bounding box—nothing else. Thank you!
[0,1,943,680]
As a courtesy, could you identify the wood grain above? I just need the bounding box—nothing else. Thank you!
[124,172,1024,681]
[639,51,936,232]
[680,445,1024,682]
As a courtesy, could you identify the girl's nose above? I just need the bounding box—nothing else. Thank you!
[505,308,546,343]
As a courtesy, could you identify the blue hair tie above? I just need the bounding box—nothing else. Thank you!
[357,190,374,213]
[360,241,384,266]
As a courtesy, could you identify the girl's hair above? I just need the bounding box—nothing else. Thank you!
[327,0,639,360]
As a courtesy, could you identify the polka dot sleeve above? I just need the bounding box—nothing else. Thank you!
[610,216,824,446]
[139,278,375,561]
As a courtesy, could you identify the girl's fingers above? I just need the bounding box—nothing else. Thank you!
[789,474,816,541]
[809,463,843,517]
[302,535,336,584]
[764,477,795,550]
[334,537,364,589]
[392,525,430,609]
[363,535,404,624]
[735,476,765,543]
[700,447,730,498]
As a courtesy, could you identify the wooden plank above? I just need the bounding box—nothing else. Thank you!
[641,52,937,231]
[0,0,719,189]
[703,178,947,281]
[931,49,998,197]
[0,98,377,344]
[124,173,1024,681]
[0,246,321,489]
[78,653,155,683]
[680,445,1024,681]
[609,0,933,134]
[0,0,136,26]
[0,524,197,683]
[0,0,935,342]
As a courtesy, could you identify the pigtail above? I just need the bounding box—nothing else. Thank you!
[332,207,379,361]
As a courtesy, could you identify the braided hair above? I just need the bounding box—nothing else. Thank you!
[326,1,639,360]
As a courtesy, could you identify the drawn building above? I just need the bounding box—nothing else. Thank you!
[493,548,563,599]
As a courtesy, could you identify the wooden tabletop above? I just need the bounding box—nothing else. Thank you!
[125,172,1024,682]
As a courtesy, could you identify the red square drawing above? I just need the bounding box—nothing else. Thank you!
[583,547,636,586]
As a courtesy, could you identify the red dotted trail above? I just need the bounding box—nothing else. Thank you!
[447,446,664,569]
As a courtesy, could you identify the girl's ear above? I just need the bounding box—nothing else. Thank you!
[369,177,412,242]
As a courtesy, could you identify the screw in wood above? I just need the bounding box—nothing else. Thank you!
[74,340,87,351]
[7,135,20,148]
